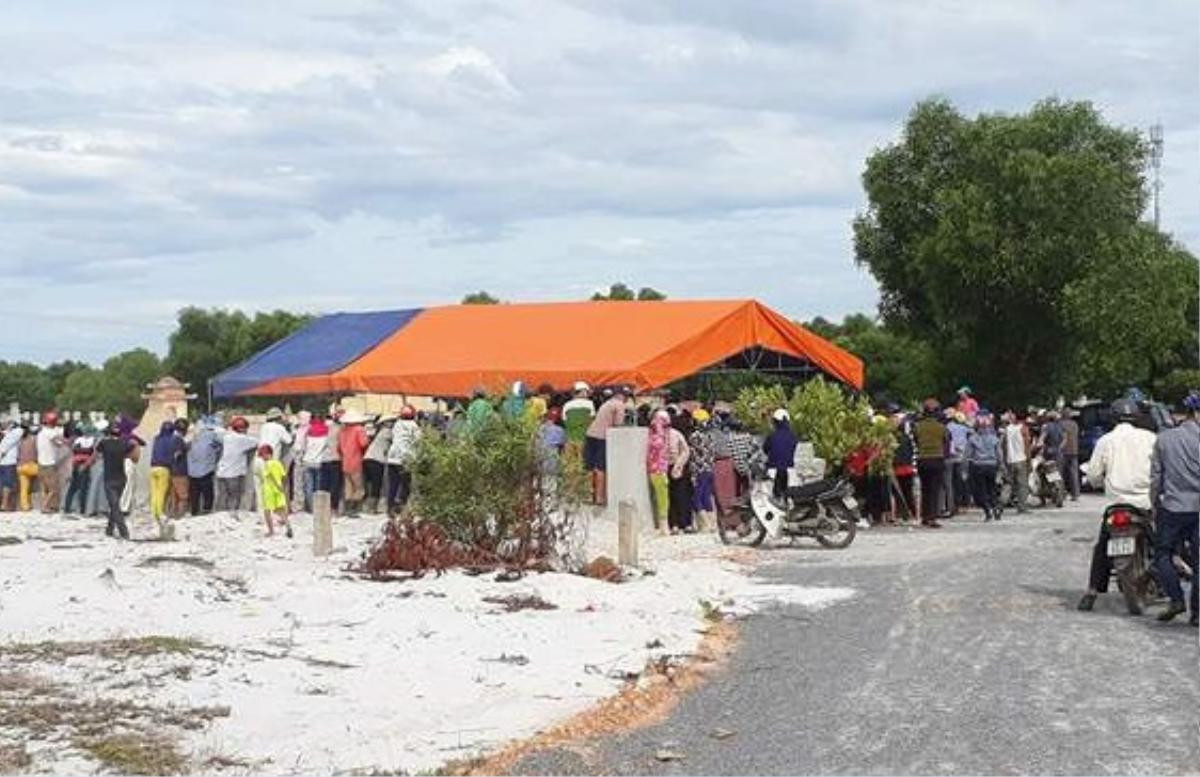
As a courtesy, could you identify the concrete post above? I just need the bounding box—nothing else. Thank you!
[618,499,639,567]
[313,491,333,557]
[605,427,651,531]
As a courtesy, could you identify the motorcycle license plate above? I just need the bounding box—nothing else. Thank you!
[1046,472,1062,483]
[1107,537,1135,557]
[841,495,858,510]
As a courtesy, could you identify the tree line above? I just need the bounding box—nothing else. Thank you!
[0,309,312,416]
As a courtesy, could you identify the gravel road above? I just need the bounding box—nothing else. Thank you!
[512,495,1199,775]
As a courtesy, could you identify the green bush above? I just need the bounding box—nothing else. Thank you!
[734,378,896,474]
[406,408,589,563]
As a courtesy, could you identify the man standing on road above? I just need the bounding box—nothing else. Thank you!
[1077,398,1157,612]
[914,398,948,528]
[1002,411,1031,513]
[1059,408,1081,501]
[1148,393,1200,625]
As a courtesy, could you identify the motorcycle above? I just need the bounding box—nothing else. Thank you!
[718,465,858,549]
[1030,454,1066,508]
[1104,504,1159,615]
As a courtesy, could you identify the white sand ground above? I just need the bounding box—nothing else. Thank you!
[0,509,853,775]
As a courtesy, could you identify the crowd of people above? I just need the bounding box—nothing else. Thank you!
[857,386,1085,529]
[1,382,1195,628]
[0,405,426,540]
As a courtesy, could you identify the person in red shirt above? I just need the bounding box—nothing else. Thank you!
[337,411,370,516]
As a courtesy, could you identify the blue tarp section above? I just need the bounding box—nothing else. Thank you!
[211,309,423,397]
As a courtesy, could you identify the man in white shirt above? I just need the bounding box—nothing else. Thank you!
[1002,412,1031,513]
[216,417,258,513]
[258,408,293,461]
[35,411,67,513]
[0,420,23,510]
[1078,398,1158,611]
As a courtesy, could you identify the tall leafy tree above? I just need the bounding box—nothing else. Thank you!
[591,283,666,301]
[164,308,311,400]
[57,349,162,416]
[854,97,1190,405]
[804,315,939,405]
[0,362,57,411]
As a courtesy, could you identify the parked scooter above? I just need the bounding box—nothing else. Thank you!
[719,465,858,549]
[1030,454,1066,508]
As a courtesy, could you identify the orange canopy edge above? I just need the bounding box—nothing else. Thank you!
[245,299,864,397]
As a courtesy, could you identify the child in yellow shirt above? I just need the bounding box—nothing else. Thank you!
[258,445,292,538]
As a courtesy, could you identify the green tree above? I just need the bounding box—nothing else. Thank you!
[462,291,500,304]
[803,315,939,404]
[45,360,89,400]
[591,283,667,301]
[164,308,311,400]
[854,97,1169,405]
[57,349,162,416]
[0,362,57,410]
[1066,226,1199,398]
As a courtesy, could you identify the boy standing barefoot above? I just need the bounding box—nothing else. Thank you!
[258,445,292,538]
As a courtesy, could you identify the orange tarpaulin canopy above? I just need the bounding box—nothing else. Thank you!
[243,299,863,397]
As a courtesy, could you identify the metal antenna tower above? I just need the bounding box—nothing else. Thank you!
[1149,122,1163,229]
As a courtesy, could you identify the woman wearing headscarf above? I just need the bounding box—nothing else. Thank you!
[689,409,717,531]
[646,409,671,533]
[149,420,178,526]
[301,414,330,513]
[666,411,692,533]
[965,412,1002,521]
[764,409,798,502]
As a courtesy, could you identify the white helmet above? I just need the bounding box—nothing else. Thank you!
[573,380,590,394]
[772,408,790,422]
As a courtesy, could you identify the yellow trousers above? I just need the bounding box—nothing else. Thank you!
[149,466,172,521]
[649,472,669,525]
[17,462,38,512]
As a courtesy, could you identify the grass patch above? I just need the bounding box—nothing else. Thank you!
[698,599,724,622]
[76,733,187,775]
[136,555,215,570]
[0,636,213,664]
[481,594,557,613]
[0,696,230,741]
[201,753,253,770]
[0,670,58,696]
[0,743,32,772]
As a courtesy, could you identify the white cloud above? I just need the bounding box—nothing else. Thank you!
[0,0,1195,363]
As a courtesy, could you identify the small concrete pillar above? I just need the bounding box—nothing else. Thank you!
[605,427,651,531]
[313,491,333,557]
[618,499,639,567]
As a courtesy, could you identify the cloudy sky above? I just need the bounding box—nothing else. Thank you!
[2,1,1197,364]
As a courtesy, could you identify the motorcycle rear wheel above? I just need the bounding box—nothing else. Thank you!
[1053,484,1065,509]
[815,503,857,549]
[1116,556,1145,615]
[718,509,767,548]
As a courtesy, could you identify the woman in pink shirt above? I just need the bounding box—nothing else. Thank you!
[646,410,671,533]
[337,412,370,516]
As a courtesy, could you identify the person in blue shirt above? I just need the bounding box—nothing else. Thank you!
[763,408,797,501]
[1150,392,1200,625]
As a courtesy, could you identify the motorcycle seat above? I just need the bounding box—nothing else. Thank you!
[788,478,841,501]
